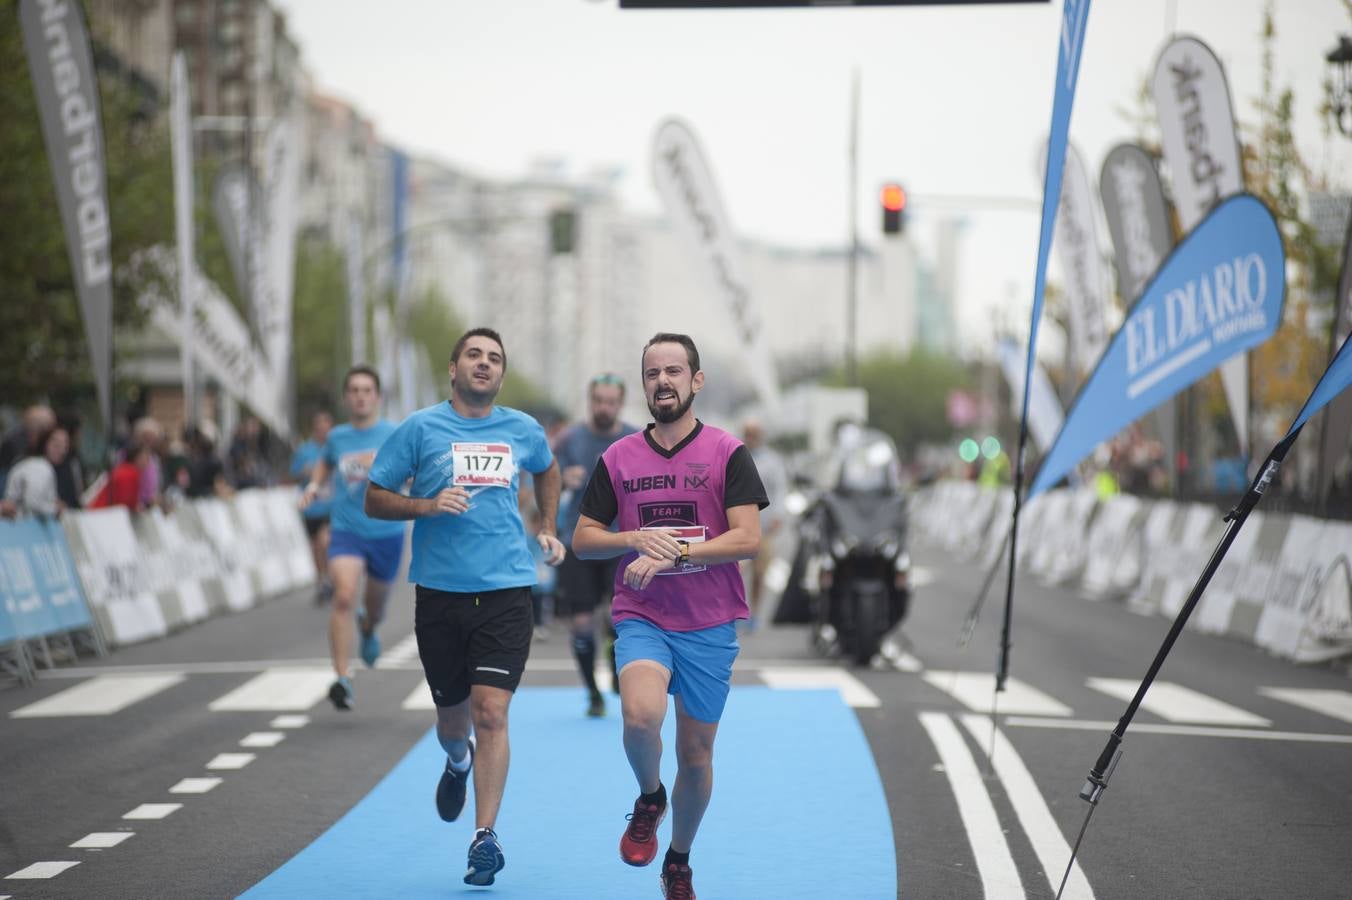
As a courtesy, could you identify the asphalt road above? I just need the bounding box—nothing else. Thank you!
[4,539,1352,899]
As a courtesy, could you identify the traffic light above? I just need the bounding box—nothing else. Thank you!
[549,208,577,254]
[880,183,907,235]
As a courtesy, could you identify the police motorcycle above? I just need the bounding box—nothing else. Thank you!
[800,428,912,666]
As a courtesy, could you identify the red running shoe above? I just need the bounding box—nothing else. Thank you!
[619,794,667,866]
[660,862,695,899]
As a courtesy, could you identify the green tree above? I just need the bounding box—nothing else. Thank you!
[1245,2,1346,440]
[0,3,170,412]
[291,237,351,416]
[827,349,970,457]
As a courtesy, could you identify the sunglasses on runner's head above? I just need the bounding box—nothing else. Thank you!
[591,374,624,389]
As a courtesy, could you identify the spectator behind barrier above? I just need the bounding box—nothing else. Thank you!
[0,404,56,494]
[91,440,149,512]
[1,426,70,519]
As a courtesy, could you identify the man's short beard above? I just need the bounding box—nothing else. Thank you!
[455,377,499,406]
[648,390,693,424]
[592,411,617,431]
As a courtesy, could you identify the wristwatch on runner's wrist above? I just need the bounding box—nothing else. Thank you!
[676,540,690,567]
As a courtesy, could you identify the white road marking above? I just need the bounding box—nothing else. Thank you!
[39,659,338,677]
[891,652,924,673]
[39,656,847,677]
[1087,678,1269,726]
[5,861,79,879]
[960,714,1096,900]
[1258,688,1352,725]
[70,833,133,849]
[123,803,181,820]
[1005,718,1352,743]
[208,668,335,711]
[918,712,1025,899]
[401,684,435,710]
[924,671,1073,717]
[170,777,222,794]
[269,714,310,729]
[759,666,881,708]
[10,673,185,718]
[240,732,286,748]
[374,632,420,669]
[207,753,257,770]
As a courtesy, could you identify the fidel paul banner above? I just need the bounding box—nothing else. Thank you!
[1029,193,1285,498]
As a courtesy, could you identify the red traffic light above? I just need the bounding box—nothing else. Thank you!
[880,183,907,212]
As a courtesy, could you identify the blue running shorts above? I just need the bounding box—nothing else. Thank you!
[328,530,405,583]
[614,618,739,723]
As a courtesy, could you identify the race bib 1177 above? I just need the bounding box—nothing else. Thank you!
[451,442,515,489]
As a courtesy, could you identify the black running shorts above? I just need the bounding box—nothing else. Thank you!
[555,549,618,616]
[414,585,533,707]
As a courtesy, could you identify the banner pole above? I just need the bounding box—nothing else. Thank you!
[1054,431,1298,899]
[958,527,1010,648]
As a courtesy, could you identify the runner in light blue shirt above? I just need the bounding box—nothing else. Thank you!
[365,328,564,888]
[300,366,404,711]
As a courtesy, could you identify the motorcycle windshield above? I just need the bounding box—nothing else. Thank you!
[821,491,908,545]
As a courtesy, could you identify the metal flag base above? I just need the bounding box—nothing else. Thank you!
[1056,741,1123,900]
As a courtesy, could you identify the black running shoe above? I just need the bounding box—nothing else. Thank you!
[464,827,505,886]
[328,677,353,711]
[436,737,475,822]
[587,693,606,718]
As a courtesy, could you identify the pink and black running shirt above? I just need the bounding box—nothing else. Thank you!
[579,421,768,632]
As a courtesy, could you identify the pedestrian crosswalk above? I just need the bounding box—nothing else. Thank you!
[208,668,334,711]
[10,673,185,717]
[1086,677,1270,726]
[923,670,1074,716]
[9,659,1352,736]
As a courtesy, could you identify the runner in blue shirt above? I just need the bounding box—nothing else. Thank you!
[555,373,638,718]
[300,366,405,711]
[366,328,564,888]
[290,410,334,605]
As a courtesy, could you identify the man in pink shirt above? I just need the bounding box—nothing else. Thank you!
[573,333,767,900]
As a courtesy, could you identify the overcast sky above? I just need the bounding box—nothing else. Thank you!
[273,0,1352,352]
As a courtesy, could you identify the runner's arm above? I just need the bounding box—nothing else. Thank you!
[364,481,434,519]
[682,503,761,566]
[570,458,683,561]
[298,458,331,510]
[532,459,561,538]
[573,513,638,559]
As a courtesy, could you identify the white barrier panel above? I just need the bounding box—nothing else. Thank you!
[262,487,317,589]
[1252,517,1352,662]
[918,479,1352,665]
[1126,500,1180,615]
[1081,495,1148,600]
[63,508,165,646]
[132,510,211,631]
[157,506,220,615]
[55,489,316,651]
[172,502,231,617]
[194,498,256,612]
[979,491,1015,569]
[232,490,290,598]
[1041,488,1101,585]
[1199,511,1282,641]
[1016,491,1062,572]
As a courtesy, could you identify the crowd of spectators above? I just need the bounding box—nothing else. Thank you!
[0,404,286,523]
